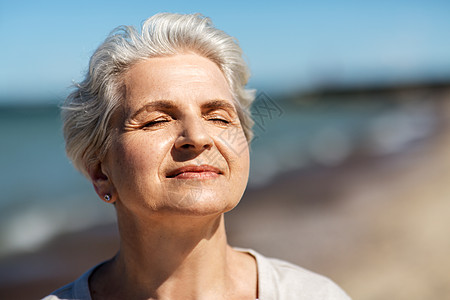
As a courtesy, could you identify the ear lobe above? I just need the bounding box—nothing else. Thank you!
[88,163,116,203]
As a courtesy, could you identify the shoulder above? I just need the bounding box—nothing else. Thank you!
[238,248,351,300]
[41,263,102,300]
[41,282,76,300]
[265,256,351,299]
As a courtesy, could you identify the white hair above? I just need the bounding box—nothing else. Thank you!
[63,13,255,178]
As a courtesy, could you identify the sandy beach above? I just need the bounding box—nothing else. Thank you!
[2,99,450,299]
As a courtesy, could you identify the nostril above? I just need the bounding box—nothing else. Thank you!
[174,122,213,151]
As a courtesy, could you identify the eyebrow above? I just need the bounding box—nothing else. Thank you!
[129,99,237,120]
[130,100,177,119]
[201,99,237,114]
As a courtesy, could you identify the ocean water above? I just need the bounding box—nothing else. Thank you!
[0,95,438,257]
[0,106,115,257]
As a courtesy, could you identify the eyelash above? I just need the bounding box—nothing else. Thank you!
[208,116,230,125]
[143,118,170,128]
[141,115,231,129]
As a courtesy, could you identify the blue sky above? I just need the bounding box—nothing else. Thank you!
[1,0,450,103]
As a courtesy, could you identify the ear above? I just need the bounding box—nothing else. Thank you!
[88,162,116,204]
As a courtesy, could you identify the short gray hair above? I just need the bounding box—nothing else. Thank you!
[63,13,255,178]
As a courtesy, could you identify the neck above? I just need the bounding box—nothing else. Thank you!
[91,209,255,300]
[118,211,228,289]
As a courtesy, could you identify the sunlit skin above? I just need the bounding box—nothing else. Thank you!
[88,53,257,299]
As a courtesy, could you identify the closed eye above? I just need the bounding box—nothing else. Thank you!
[208,117,230,125]
[142,118,171,128]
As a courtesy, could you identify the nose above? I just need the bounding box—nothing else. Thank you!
[174,117,213,151]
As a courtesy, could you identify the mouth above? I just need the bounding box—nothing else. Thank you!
[166,164,223,180]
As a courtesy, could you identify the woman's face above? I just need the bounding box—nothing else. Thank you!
[100,53,250,218]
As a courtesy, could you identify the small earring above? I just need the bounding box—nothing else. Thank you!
[104,194,112,202]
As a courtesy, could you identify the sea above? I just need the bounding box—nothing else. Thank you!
[0,93,439,257]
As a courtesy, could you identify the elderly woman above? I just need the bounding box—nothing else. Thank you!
[44,13,350,300]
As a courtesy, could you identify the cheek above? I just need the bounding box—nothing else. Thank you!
[216,125,249,154]
[236,143,250,182]
[109,133,173,179]
[217,127,250,179]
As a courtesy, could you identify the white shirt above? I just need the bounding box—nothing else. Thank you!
[42,248,351,300]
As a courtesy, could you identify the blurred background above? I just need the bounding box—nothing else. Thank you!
[1,1,450,299]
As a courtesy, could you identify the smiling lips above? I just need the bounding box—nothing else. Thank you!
[166,165,222,179]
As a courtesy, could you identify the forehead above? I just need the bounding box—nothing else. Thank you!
[122,53,233,110]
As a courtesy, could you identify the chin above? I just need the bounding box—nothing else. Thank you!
[162,191,241,217]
